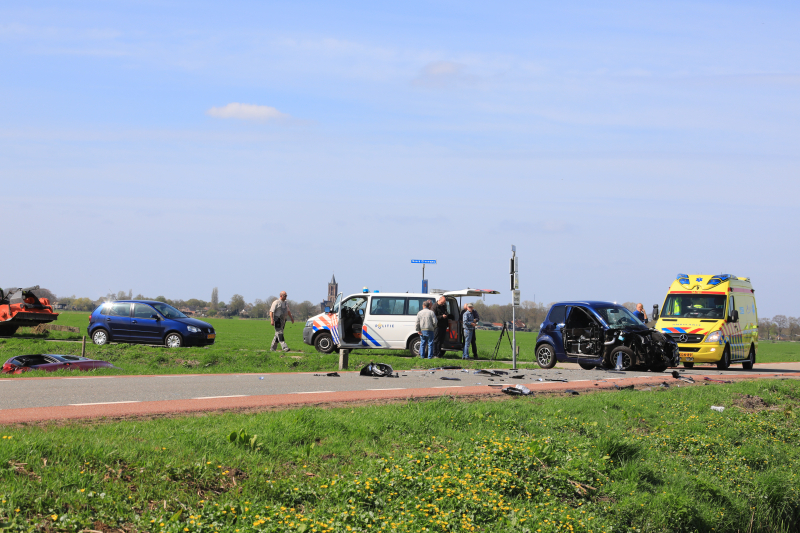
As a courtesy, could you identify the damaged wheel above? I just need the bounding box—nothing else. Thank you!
[536,344,557,369]
[609,346,634,371]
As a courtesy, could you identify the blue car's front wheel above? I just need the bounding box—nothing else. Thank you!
[536,344,557,369]
[165,332,183,348]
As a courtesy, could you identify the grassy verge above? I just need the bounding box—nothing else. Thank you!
[3,380,800,532]
[3,312,799,377]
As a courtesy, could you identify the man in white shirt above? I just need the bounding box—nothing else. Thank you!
[269,291,295,352]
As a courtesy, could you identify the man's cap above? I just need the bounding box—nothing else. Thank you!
[467,303,474,308]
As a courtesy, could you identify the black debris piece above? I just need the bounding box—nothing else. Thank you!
[547,378,569,382]
[314,372,340,377]
[660,382,670,388]
[614,384,635,390]
[501,385,532,396]
[360,362,396,377]
[440,377,461,381]
[565,389,579,395]
[703,376,733,384]
[510,374,526,379]
[431,366,462,370]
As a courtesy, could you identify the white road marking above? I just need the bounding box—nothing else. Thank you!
[291,391,335,394]
[367,388,406,391]
[69,401,140,406]
[193,395,248,400]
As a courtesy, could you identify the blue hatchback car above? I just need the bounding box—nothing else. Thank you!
[88,300,216,348]
[535,301,678,372]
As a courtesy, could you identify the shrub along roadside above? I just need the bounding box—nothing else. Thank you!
[2,380,800,532]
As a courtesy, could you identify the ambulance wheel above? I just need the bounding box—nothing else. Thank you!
[409,335,421,357]
[536,344,557,369]
[742,345,756,370]
[716,346,731,370]
[578,362,596,370]
[683,362,694,369]
[314,332,335,354]
[609,346,634,371]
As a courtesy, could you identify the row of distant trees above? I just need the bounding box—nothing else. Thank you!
[758,316,800,341]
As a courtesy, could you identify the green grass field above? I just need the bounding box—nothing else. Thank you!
[3,379,800,532]
[1,311,798,377]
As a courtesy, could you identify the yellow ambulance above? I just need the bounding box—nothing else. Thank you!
[653,274,757,369]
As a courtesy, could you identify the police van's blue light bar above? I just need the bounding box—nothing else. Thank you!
[411,260,437,264]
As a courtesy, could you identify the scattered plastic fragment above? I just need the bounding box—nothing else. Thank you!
[501,384,532,396]
[510,375,526,379]
[440,377,461,381]
[431,366,462,370]
[703,377,732,384]
[710,406,725,412]
[360,363,396,377]
[660,382,670,388]
[259,377,264,380]
[314,372,340,377]
[614,384,635,391]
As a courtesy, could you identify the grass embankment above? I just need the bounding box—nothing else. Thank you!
[3,380,800,532]
[2,312,799,377]
[0,312,540,377]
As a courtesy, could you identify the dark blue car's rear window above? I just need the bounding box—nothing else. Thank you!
[548,305,566,324]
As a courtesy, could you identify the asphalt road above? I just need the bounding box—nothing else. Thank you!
[2,363,799,423]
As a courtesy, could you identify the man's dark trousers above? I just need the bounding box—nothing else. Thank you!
[433,322,448,357]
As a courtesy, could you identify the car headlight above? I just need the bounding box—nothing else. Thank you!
[306,319,314,327]
[187,326,201,333]
[705,331,722,344]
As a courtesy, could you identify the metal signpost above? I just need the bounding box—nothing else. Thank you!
[510,246,519,369]
[411,259,436,293]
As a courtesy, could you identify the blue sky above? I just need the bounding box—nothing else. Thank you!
[2,1,798,316]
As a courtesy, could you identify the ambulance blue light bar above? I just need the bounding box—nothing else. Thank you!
[411,260,437,264]
[677,273,690,285]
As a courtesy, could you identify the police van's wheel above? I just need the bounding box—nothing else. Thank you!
[409,335,421,357]
[716,346,731,370]
[578,362,596,370]
[92,329,110,345]
[742,345,756,370]
[536,344,557,369]
[314,332,335,354]
[609,346,634,371]
[683,362,694,369]
[165,333,183,348]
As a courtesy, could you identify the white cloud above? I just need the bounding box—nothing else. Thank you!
[412,61,478,89]
[206,103,289,121]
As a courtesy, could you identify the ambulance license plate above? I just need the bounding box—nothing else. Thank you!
[680,353,693,361]
[207,334,216,339]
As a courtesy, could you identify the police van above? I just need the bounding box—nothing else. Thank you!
[302,288,499,356]
[653,274,758,369]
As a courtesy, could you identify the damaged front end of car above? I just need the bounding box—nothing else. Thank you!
[603,328,679,372]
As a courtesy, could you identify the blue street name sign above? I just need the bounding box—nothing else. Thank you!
[411,260,437,264]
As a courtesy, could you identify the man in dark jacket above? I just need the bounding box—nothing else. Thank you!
[433,296,452,357]
[466,303,480,358]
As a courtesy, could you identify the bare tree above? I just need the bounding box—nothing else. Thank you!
[759,319,773,341]
[773,315,788,340]
[295,300,317,320]
[788,317,800,341]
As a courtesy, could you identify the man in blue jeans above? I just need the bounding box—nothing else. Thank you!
[415,299,438,359]
[462,303,477,360]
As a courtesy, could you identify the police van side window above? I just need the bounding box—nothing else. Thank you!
[548,305,566,324]
[407,298,430,315]
[370,297,406,315]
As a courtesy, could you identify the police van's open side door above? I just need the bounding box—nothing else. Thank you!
[333,293,345,348]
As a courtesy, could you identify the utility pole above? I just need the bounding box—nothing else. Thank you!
[510,245,519,370]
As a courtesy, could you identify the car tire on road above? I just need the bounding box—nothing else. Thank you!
[683,362,694,369]
[536,344,557,369]
[742,344,756,370]
[609,346,634,371]
[716,346,731,370]
[578,362,596,370]
[165,333,183,348]
[314,332,335,354]
[409,335,421,357]
[92,329,110,345]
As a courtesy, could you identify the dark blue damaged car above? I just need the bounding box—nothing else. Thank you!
[535,301,679,372]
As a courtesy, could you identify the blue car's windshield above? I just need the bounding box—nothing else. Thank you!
[151,302,187,319]
[594,306,645,328]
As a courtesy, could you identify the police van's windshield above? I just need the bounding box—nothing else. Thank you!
[663,294,725,319]
[594,306,645,328]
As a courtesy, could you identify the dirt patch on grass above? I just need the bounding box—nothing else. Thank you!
[732,394,773,412]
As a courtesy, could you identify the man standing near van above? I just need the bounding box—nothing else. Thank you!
[415,300,438,359]
[433,296,452,357]
[462,303,478,360]
[270,291,295,352]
